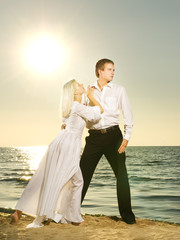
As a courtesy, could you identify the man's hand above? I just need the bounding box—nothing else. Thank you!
[61,124,66,130]
[118,139,128,154]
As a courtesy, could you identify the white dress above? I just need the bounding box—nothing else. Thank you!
[15,102,101,227]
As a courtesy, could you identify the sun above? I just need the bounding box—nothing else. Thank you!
[25,35,65,74]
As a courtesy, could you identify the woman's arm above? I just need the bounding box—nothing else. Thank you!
[86,86,104,114]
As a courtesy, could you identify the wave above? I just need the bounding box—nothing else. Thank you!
[0,207,15,214]
[141,195,180,201]
[0,177,30,183]
[129,175,180,182]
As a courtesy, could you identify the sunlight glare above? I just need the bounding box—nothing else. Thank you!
[25,35,66,74]
[19,146,48,171]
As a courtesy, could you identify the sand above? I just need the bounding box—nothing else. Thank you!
[0,213,180,240]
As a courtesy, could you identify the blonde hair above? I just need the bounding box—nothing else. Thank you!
[62,79,76,118]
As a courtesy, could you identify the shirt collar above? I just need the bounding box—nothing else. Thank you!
[107,81,112,88]
[91,80,112,91]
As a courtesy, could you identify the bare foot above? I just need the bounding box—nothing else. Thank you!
[72,221,85,226]
[10,210,22,225]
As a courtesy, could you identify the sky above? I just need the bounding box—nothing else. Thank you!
[0,0,180,147]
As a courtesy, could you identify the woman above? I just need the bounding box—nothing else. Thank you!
[10,79,103,228]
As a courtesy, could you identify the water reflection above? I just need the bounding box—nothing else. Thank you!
[17,146,47,171]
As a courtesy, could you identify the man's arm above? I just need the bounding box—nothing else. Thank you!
[61,124,66,130]
[118,87,133,154]
[61,117,69,130]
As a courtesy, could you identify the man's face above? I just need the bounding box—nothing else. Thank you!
[99,63,115,81]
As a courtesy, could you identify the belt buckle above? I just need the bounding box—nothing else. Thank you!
[101,129,107,134]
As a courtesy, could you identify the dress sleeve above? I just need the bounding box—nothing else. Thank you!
[75,103,101,122]
[62,117,69,124]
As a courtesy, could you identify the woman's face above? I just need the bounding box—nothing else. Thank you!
[74,81,85,95]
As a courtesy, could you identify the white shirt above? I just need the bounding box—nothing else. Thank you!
[85,81,133,141]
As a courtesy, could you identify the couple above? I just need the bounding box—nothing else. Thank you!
[11,58,136,227]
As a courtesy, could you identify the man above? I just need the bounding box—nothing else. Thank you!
[80,58,136,224]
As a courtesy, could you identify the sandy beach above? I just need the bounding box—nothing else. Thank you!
[0,213,179,240]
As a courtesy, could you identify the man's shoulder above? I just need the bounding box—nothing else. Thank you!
[110,82,125,91]
[90,81,98,87]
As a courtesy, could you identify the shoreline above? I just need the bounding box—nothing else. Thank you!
[0,208,180,225]
[1,212,180,240]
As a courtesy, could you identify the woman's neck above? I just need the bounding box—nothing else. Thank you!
[74,94,82,103]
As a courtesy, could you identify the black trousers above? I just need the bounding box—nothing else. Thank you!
[80,126,135,219]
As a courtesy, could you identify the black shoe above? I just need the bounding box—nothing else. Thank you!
[122,218,136,224]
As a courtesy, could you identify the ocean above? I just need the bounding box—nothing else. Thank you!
[0,146,180,224]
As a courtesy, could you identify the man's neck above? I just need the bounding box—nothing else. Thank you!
[97,78,109,90]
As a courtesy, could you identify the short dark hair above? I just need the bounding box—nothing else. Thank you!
[95,58,114,78]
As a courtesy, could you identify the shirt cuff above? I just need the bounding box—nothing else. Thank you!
[124,125,133,141]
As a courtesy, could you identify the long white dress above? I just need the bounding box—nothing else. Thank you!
[15,102,101,227]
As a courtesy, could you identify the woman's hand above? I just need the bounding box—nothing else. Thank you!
[86,85,95,99]
[86,85,104,114]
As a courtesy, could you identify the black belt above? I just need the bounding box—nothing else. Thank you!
[89,125,119,134]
